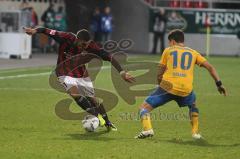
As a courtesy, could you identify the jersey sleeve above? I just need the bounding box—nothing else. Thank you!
[195,51,207,66]
[159,48,169,65]
[36,27,75,43]
[86,41,111,61]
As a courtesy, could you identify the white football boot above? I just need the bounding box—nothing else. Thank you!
[192,133,203,140]
[135,129,154,139]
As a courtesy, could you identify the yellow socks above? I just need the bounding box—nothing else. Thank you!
[141,113,152,131]
[191,112,199,134]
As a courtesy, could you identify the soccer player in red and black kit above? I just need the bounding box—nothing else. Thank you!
[23,26,135,131]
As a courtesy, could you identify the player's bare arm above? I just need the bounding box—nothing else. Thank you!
[157,64,166,84]
[110,56,135,83]
[201,61,227,96]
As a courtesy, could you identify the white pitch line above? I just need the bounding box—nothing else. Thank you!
[0,72,50,80]
[0,67,51,74]
[0,65,115,80]
[0,88,54,91]
[0,69,31,74]
[0,62,157,81]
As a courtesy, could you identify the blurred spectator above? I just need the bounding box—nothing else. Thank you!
[41,3,55,29]
[168,11,178,21]
[151,8,167,54]
[30,7,38,27]
[19,0,33,27]
[90,7,101,43]
[237,31,240,40]
[54,6,67,31]
[41,3,56,53]
[144,0,154,6]
[101,6,113,43]
[20,3,39,51]
[237,31,240,56]
[30,7,39,50]
[19,0,30,10]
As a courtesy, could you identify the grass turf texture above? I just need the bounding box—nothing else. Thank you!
[0,55,239,159]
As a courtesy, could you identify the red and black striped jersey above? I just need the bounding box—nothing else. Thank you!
[37,27,111,78]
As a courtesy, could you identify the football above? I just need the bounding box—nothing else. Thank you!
[82,115,99,132]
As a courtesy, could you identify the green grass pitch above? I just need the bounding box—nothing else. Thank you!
[0,55,239,159]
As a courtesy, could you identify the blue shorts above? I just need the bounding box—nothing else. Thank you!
[145,87,196,108]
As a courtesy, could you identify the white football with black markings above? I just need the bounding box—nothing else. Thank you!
[82,115,99,132]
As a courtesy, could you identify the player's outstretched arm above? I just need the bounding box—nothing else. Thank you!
[23,26,74,43]
[110,57,135,83]
[95,49,135,83]
[201,61,227,96]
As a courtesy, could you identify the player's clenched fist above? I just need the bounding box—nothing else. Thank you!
[120,71,136,83]
[23,27,37,35]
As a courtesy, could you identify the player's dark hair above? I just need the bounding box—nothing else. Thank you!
[76,29,90,42]
[168,29,184,43]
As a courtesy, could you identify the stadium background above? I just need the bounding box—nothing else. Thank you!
[1,0,240,55]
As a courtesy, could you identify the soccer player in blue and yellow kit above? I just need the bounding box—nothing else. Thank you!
[135,29,226,139]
